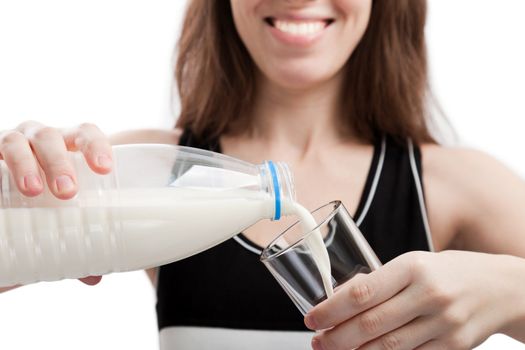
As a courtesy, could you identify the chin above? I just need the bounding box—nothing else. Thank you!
[265,64,340,91]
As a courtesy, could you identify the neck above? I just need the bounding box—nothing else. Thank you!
[246,71,354,156]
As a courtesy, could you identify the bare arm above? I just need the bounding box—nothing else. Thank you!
[424,145,525,342]
[423,145,525,256]
[0,286,19,293]
[455,149,525,341]
[110,128,182,146]
[460,151,525,256]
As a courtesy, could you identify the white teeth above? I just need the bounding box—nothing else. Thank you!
[274,20,325,35]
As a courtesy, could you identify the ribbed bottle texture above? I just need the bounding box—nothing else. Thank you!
[0,154,122,286]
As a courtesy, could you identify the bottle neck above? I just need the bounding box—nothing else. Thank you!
[258,161,296,221]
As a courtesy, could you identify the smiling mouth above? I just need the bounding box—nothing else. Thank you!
[264,17,334,36]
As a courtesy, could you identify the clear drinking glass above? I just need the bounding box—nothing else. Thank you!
[260,201,382,315]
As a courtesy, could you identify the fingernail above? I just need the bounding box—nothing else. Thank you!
[96,154,112,168]
[305,313,318,330]
[56,175,75,193]
[312,337,325,350]
[24,174,43,191]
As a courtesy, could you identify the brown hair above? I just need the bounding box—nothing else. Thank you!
[175,0,436,144]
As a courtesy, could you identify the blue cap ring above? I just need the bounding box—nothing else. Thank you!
[267,161,281,220]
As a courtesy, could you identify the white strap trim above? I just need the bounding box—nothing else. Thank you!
[356,136,386,227]
[233,235,262,255]
[408,139,435,252]
[324,221,338,248]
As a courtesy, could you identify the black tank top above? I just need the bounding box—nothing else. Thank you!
[156,130,432,331]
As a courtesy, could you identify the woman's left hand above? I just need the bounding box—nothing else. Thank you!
[305,250,525,350]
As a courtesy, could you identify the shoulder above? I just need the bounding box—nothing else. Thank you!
[109,128,183,145]
[420,144,520,197]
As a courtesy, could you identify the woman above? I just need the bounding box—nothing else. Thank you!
[1,0,525,349]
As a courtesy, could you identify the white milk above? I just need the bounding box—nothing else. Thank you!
[0,187,275,287]
[289,203,334,298]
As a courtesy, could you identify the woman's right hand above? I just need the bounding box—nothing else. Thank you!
[0,121,114,286]
[0,121,113,199]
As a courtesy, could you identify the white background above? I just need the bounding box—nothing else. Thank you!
[0,0,524,349]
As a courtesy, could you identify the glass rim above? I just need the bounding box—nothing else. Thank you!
[259,200,343,262]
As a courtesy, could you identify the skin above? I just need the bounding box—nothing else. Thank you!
[2,0,525,349]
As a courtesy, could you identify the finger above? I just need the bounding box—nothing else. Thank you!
[414,339,446,350]
[312,283,432,349]
[0,130,44,196]
[22,126,78,199]
[79,276,102,286]
[62,123,113,174]
[15,120,45,134]
[305,254,413,330]
[358,316,448,350]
